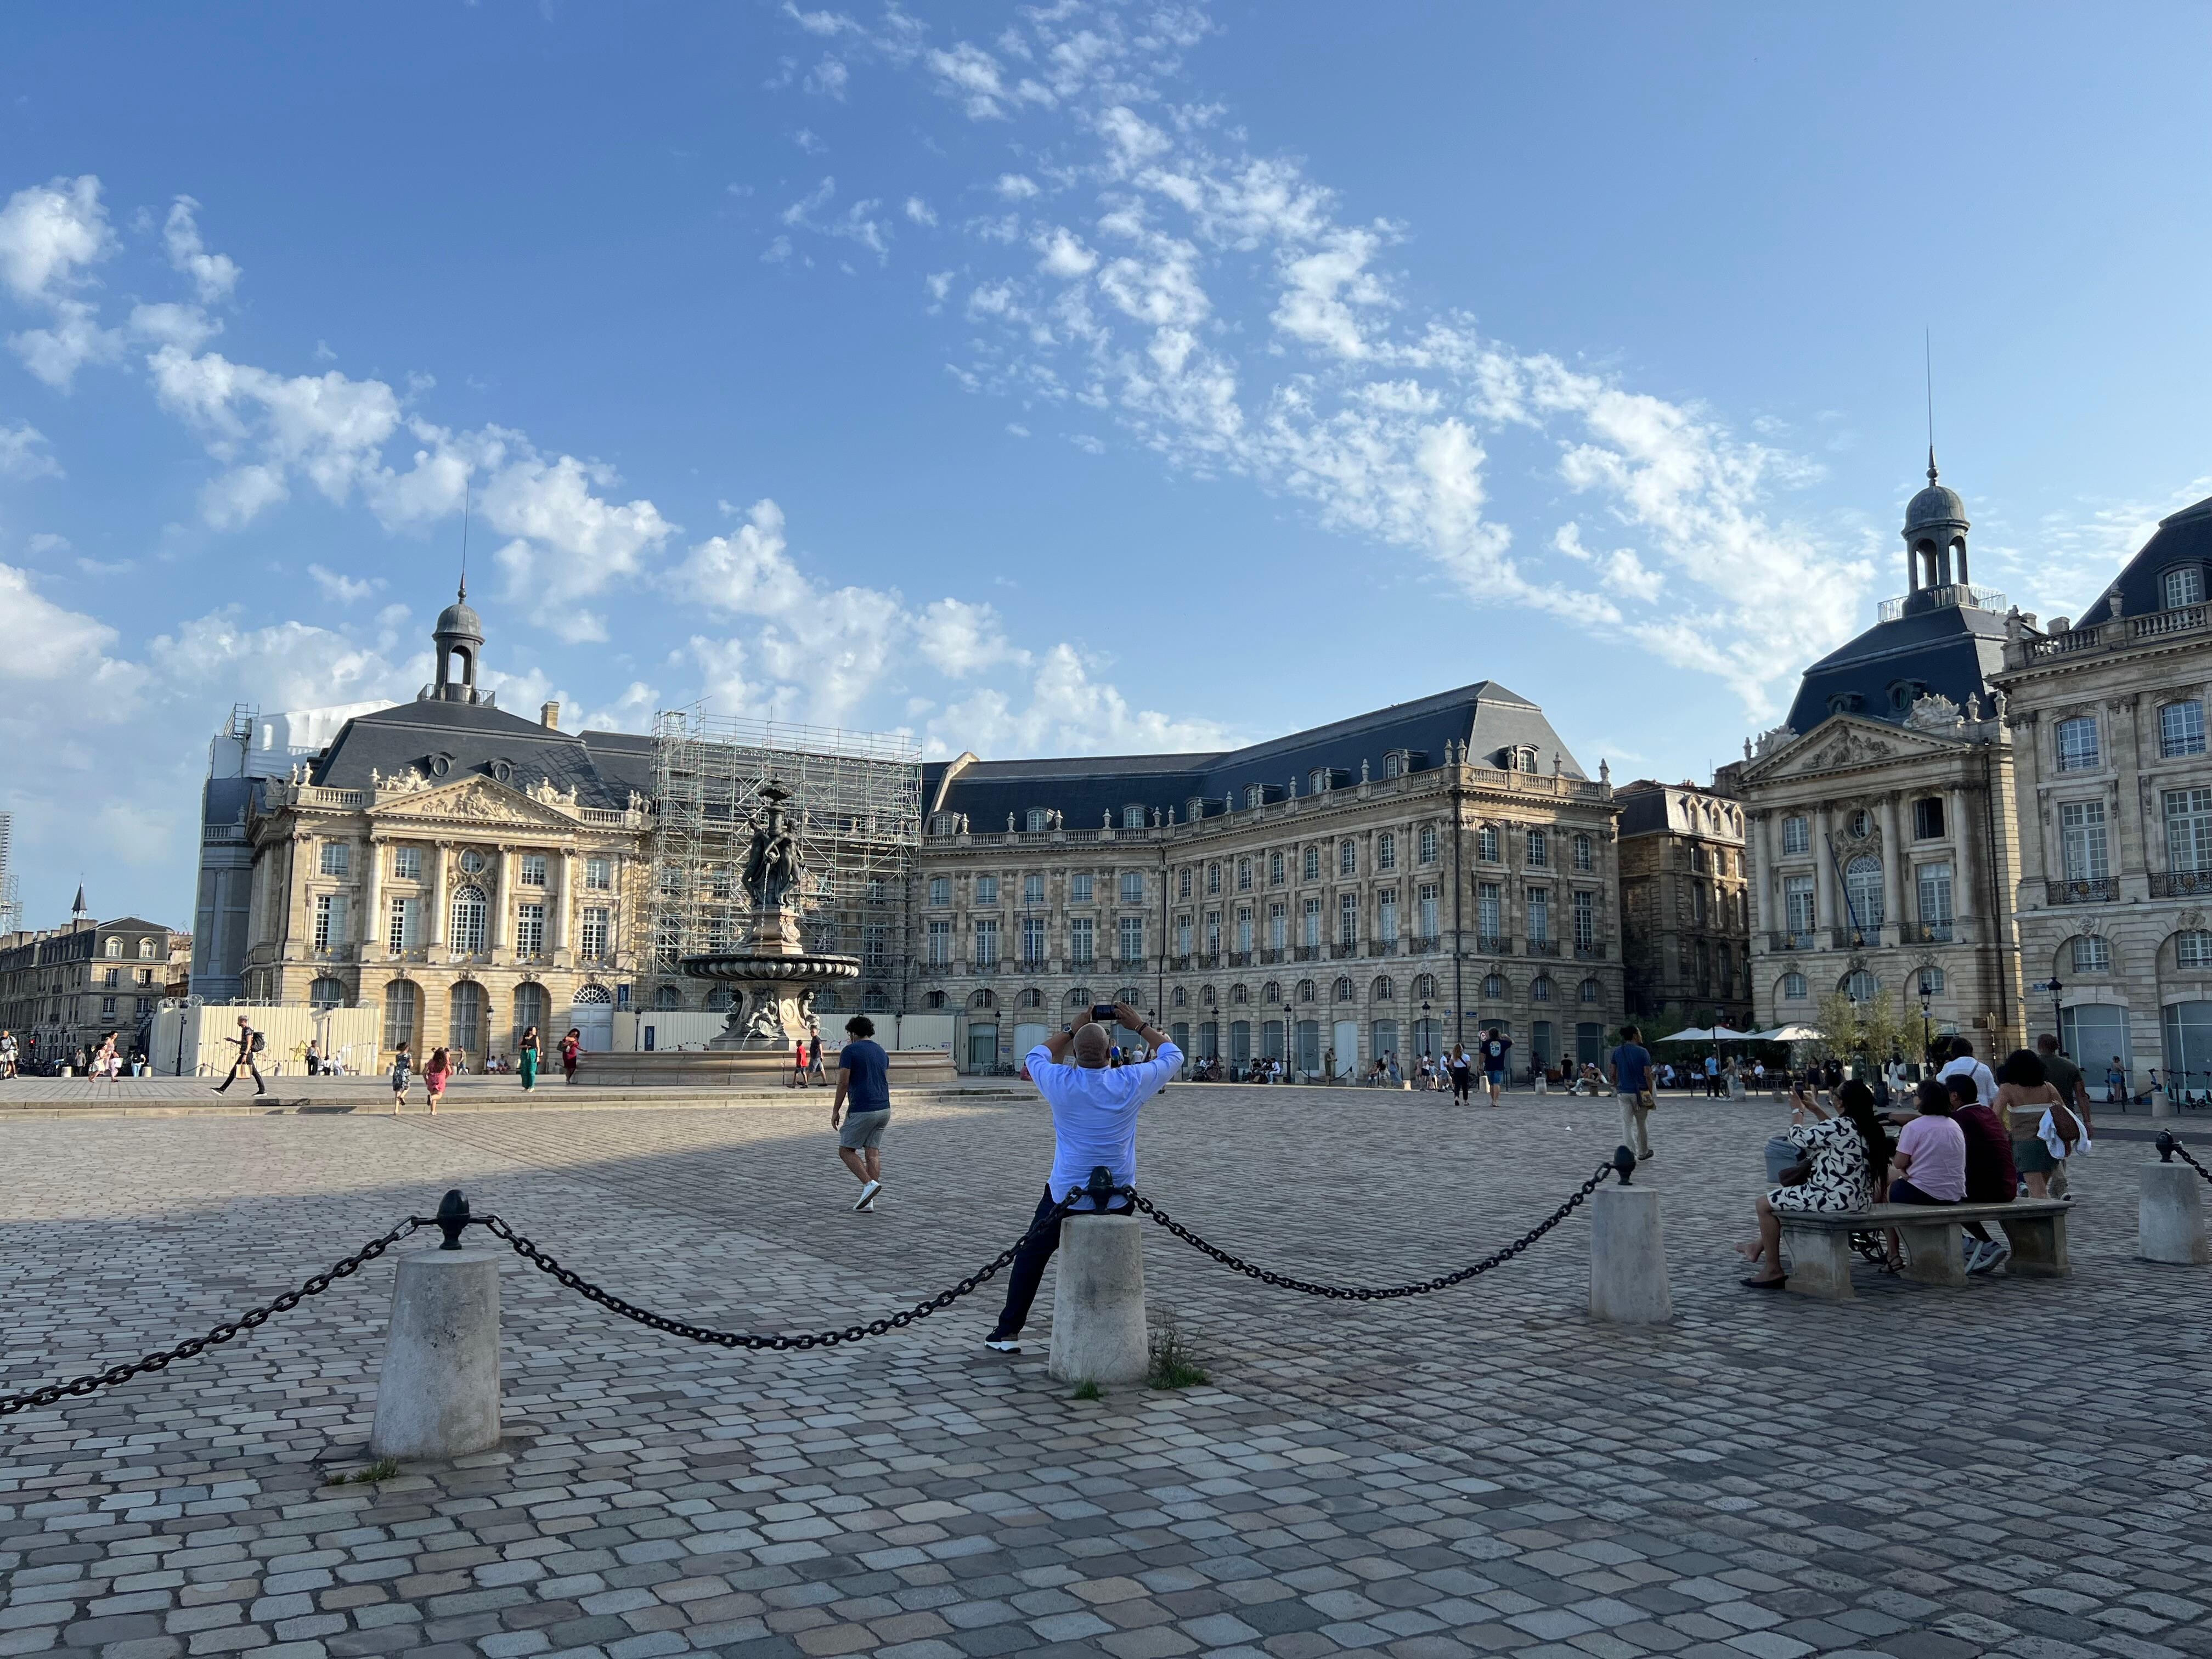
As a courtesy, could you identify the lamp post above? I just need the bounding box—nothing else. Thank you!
[1918,983,1933,1075]
[2039,978,2066,1052]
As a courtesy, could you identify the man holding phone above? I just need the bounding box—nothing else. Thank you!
[984,1001,1182,1353]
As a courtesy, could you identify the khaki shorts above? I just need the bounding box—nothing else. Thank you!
[839,1109,890,1150]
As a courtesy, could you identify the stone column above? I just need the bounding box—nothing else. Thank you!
[1950,786,1977,927]
[362,837,384,963]
[492,847,513,953]
[1878,793,1904,944]
[1754,810,1775,936]
[428,842,449,950]
[555,852,576,954]
[1810,805,1836,932]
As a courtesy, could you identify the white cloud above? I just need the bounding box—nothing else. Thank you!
[928,644,1227,758]
[780,176,889,261]
[308,563,382,604]
[916,596,1025,677]
[904,196,938,225]
[128,300,221,351]
[804,57,849,98]
[784,3,856,36]
[1034,225,1097,279]
[0,174,123,389]
[0,420,60,479]
[161,196,240,305]
[996,172,1040,200]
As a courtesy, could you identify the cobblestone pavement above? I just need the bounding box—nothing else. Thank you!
[2,1091,2208,1659]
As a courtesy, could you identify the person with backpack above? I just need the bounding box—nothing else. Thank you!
[213,1014,266,1096]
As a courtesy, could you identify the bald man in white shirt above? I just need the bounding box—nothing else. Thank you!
[984,1000,1182,1354]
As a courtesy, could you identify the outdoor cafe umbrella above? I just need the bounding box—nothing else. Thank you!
[1706,1026,1756,1041]
[1750,1023,1822,1043]
[1655,1027,1713,1044]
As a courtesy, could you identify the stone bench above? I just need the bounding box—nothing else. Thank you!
[1776,1198,2072,1300]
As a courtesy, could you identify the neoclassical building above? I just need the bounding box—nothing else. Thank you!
[236,589,658,1060]
[912,682,1625,1079]
[1728,458,2024,1051]
[1616,780,1751,1031]
[1992,497,2212,1094]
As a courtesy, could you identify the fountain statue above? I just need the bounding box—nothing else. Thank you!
[680,782,859,1048]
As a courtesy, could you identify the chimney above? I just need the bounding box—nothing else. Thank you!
[540,701,560,730]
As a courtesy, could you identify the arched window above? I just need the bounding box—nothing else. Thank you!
[971,989,995,1009]
[1338,839,1356,876]
[1579,978,1601,1004]
[1333,977,1354,1001]
[138,937,158,961]
[1170,986,1187,1008]
[383,979,419,1050]
[1782,972,1808,1001]
[925,990,946,1009]
[1018,987,1043,1009]
[1118,985,1141,1003]
[1573,834,1593,872]
[2177,930,2212,968]
[514,982,548,1046]
[1263,980,1282,1004]
[1843,856,1883,930]
[1378,832,1396,871]
[1124,804,1146,828]
[1842,969,1877,1003]
[652,984,681,1010]
[2070,935,2111,973]
[1373,977,1393,1001]
[1916,967,1946,995]
[1303,845,1321,881]
[449,980,486,1057]
[1531,976,1554,1003]
[1481,973,1507,1000]
[450,884,488,953]
[1477,824,1499,862]
[1413,973,1436,1000]
[1419,825,1439,864]
[1269,850,1284,884]
[1296,979,1316,1002]
[309,976,346,1012]
[1231,984,1249,1005]
[572,983,612,1004]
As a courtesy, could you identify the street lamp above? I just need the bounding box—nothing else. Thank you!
[1918,981,1933,1075]
[2038,978,2065,1051]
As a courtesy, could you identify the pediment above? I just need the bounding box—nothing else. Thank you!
[1741,714,1966,783]
[369,776,582,830]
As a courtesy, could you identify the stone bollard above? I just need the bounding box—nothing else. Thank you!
[2151,1085,2175,1120]
[1589,1151,1672,1324]
[370,1220,503,1460]
[1047,1214,1149,1386]
[2140,1139,2209,1265]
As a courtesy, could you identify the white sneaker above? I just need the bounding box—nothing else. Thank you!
[853,1179,883,1212]
[983,1337,1021,1353]
[1971,1237,2011,1276]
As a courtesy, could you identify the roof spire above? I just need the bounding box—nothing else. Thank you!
[1924,328,1937,484]
[458,475,471,601]
[1928,444,1939,486]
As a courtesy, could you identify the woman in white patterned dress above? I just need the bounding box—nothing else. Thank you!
[1738,1079,1891,1288]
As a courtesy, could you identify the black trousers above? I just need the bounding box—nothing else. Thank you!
[217,1057,264,1092]
[1451,1070,1472,1102]
[991,1188,1131,1340]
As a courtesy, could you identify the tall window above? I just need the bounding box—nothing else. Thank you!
[320,841,349,877]
[1784,874,1815,934]
[580,907,610,958]
[514,983,548,1049]
[1023,873,1044,906]
[383,980,419,1050]
[975,875,998,904]
[1580,977,1601,1003]
[1912,798,1945,839]
[1527,888,1550,944]
[1301,899,1321,947]
[1119,916,1144,963]
[393,845,422,880]
[1378,833,1397,871]
[1842,969,1877,1002]
[1531,977,1553,1003]
[2056,715,2101,772]
[1070,917,1095,964]
[1121,871,1144,904]
[1377,890,1398,945]
[1027,808,1048,831]
[2061,800,2109,881]
[1527,829,1548,868]
[1476,882,1502,943]
[1071,873,1094,903]
[974,919,1000,967]
[1573,834,1593,872]
[1419,825,1439,864]
[862,923,889,969]
[1235,908,1254,953]
[1843,855,1883,930]
[1021,915,1046,964]
[450,885,488,953]
[1418,884,1439,938]
[1780,816,1810,855]
[1269,850,1284,884]
[313,893,347,951]
[1124,804,1146,829]
[1481,974,1507,1000]
[1175,915,1192,955]
[1235,857,1251,892]
[1573,890,1595,950]
[1339,839,1357,877]
[2165,565,2207,608]
[1916,967,1945,995]
[1206,864,1220,895]
[516,903,546,956]
[2162,702,2207,758]
[1338,893,1359,946]
[2072,935,2112,972]
[520,853,548,887]
[1917,864,1954,931]
[2178,930,2212,967]
[1782,971,1807,1001]
[584,856,611,890]
[929,876,951,906]
[1302,846,1321,881]
[449,981,485,1056]
[1178,867,1192,899]
[2168,788,2212,873]
[310,977,345,1012]
[927,918,952,964]
[1268,902,1287,950]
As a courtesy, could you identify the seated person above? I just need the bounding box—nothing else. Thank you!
[1739,1079,1889,1288]
[1882,1077,1968,1269]
[1946,1072,2018,1274]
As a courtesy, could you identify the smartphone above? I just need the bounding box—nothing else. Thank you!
[1093,1004,1118,1024]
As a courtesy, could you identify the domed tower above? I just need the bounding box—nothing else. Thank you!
[431,581,486,704]
[1903,447,1971,605]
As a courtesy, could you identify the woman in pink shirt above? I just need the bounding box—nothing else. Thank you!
[1882,1078,1967,1269]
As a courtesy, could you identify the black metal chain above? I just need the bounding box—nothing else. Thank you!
[2161,1132,2212,1184]
[1119,1159,1617,1299]
[0,1216,426,1419]
[476,1188,1087,1351]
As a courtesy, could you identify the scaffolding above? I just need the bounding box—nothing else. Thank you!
[644,710,923,1015]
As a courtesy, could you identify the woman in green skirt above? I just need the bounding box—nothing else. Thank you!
[518,1025,540,1091]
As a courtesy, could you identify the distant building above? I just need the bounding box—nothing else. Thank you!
[1991,496,2212,1096]
[1730,455,2023,1053]
[0,895,185,1064]
[1616,780,1750,1033]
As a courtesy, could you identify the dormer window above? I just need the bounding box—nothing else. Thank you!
[930,811,959,834]
[2164,566,2206,610]
[1026,808,1048,831]
[1383,751,1405,780]
[1244,785,1264,809]
[1826,693,1864,716]
[1887,680,1928,714]
[1122,804,1145,829]
[1186,797,1207,822]
[1308,768,1328,794]
[1518,748,1538,773]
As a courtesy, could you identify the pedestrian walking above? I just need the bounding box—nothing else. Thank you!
[1477,1026,1511,1105]
[1444,1043,1474,1103]
[390,1042,413,1111]
[517,1025,540,1091]
[0,1030,15,1079]
[789,1036,810,1088]
[560,1028,581,1084]
[808,1025,827,1084]
[985,1001,1182,1353]
[424,1046,450,1115]
[1609,1024,1656,1161]
[830,1015,892,1211]
[213,1014,266,1096]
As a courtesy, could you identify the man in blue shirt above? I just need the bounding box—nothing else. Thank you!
[985,1000,1181,1353]
[831,1015,894,1212]
[1608,1024,1655,1160]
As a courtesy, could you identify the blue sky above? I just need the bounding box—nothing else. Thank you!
[4,1,2210,927]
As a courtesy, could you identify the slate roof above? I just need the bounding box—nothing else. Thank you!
[2073,494,2212,628]
[923,681,1584,829]
[308,698,656,810]
[1781,600,2008,735]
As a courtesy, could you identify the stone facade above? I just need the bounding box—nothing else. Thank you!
[1991,498,2212,1096]
[1615,781,1751,1031]
[0,911,182,1065]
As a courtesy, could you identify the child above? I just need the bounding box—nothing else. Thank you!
[424,1046,451,1115]
[390,1042,412,1112]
